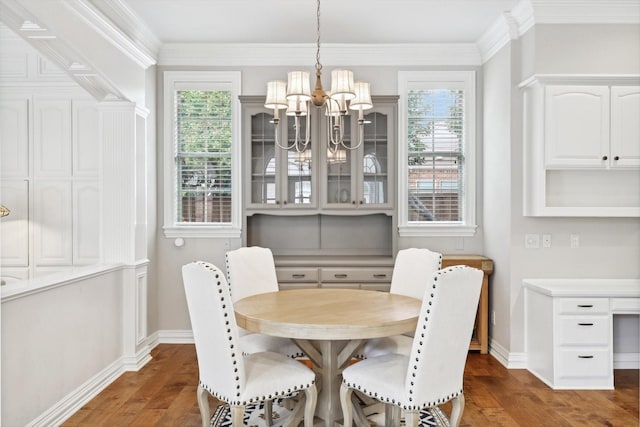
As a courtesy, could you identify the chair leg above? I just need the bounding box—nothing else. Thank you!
[340,384,354,427]
[450,393,465,427]
[196,384,210,427]
[303,384,318,427]
[384,404,401,427]
[264,399,273,426]
[404,410,420,427]
[230,405,246,427]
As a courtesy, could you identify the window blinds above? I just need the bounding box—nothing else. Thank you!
[407,88,465,222]
[175,90,232,223]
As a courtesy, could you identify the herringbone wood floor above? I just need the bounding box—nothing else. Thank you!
[63,344,639,426]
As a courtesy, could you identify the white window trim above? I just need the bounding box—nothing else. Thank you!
[162,71,242,238]
[397,70,477,237]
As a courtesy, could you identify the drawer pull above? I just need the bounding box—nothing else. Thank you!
[292,274,306,279]
[578,322,594,326]
[334,274,348,279]
[577,355,594,359]
[577,304,593,308]
[373,274,387,279]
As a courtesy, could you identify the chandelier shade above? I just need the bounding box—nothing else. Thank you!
[264,80,288,110]
[286,71,311,101]
[264,0,372,156]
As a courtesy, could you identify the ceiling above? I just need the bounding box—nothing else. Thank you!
[117,0,521,45]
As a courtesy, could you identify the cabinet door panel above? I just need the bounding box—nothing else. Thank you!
[34,180,72,265]
[611,86,640,168]
[545,86,609,168]
[74,181,100,264]
[34,99,71,176]
[0,180,29,266]
[73,100,100,176]
[248,112,279,206]
[0,98,29,177]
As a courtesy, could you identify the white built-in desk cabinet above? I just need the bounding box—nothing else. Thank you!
[524,279,640,389]
[275,255,493,354]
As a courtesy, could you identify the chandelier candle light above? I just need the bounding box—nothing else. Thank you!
[264,0,373,162]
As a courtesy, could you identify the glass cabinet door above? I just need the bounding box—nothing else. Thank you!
[249,112,278,205]
[284,115,314,206]
[360,111,388,206]
[325,115,354,206]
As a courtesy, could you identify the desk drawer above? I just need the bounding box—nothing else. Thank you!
[557,317,609,346]
[611,298,640,313]
[276,268,318,283]
[557,298,609,315]
[319,267,393,283]
[557,348,610,379]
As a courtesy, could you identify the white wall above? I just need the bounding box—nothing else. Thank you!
[505,24,640,356]
[482,43,513,353]
[153,64,484,332]
[1,268,124,426]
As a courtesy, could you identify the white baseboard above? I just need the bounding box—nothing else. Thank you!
[153,329,194,344]
[27,357,127,427]
[488,339,527,369]
[614,352,640,369]
[26,343,153,427]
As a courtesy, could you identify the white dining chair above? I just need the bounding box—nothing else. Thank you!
[340,265,483,427]
[225,246,304,358]
[359,248,442,358]
[182,261,317,427]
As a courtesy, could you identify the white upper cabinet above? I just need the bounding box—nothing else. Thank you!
[544,85,610,168]
[610,86,640,168]
[521,76,640,217]
[545,84,640,169]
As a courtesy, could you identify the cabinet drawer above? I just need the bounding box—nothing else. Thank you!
[557,317,609,346]
[319,267,393,283]
[557,298,609,315]
[557,348,611,379]
[276,268,318,283]
[611,297,640,313]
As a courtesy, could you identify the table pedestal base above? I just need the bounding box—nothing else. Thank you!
[293,339,364,427]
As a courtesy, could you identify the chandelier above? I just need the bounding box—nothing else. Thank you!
[264,0,373,162]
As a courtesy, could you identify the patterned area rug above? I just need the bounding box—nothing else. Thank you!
[211,399,450,426]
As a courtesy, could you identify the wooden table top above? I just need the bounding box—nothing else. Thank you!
[234,288,422,341]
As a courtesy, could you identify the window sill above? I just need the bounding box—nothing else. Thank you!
[398,223,478,237]
[163,225,241,239]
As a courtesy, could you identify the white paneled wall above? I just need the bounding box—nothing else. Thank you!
[0,37,101,278]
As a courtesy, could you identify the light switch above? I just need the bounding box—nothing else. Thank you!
[525,234,540,249]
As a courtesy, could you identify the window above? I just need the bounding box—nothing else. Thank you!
[398,71,477,236]
[163,71,241,238]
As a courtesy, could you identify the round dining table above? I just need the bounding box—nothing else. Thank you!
[234,288,422,427]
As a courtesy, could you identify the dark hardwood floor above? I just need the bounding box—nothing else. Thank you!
[63,344,639,426]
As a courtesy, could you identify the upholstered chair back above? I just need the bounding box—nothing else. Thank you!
[406,266,483,407]
[182,261,246,403]
[226,246,279,303]
[390,248,442,299]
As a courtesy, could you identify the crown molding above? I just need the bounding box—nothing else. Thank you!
[63,0,157,69]
[476,0,639,64]
[158,43,483,67]
[476,12,521,63]
[531,0,640,24]
[0,1,126,101]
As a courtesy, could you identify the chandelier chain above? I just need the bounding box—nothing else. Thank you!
[315,0,322,72]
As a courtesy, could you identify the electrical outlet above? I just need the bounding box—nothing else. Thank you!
[525,234,540,249]
[570,234,580,248]
[542,234,552,248]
